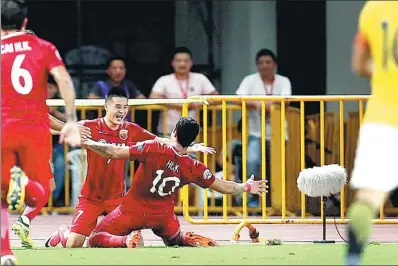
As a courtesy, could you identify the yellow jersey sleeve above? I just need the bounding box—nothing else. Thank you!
[355,2,372,47]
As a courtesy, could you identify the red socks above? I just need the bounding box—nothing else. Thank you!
[24,179,47,208]
[1,202,13,257]
[23,184,51,220]
[88,232,128,248]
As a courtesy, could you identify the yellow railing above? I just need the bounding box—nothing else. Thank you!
[181,95,398,224]
[36,97,398,224]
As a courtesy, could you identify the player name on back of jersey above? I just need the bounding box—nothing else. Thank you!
[1,41,32,54]
[165,160,179,173]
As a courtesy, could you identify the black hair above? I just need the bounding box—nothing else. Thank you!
[105,87,129,102]
[174,117,199,148]
[173,46,192,59]
[1,0,27,30]
[255,48,277,64]
[106,56,126,68]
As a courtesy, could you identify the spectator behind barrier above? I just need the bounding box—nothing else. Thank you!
[47,78,66,206]
[87,56,145,121]
[88,56,145,100]
[149,46,219,136]
[236,48,292,208]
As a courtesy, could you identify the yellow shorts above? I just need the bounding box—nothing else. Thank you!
[350,123,398,192]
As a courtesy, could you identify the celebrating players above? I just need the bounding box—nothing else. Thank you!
[345,1,398,265]
[43,87,215,248]
[1,0,81,264]
[77,117,266,248]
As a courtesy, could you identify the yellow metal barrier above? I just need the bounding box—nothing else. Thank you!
[182,95,398,224]
[32,97,398,224]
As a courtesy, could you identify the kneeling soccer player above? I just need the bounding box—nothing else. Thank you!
[82,117,267,248]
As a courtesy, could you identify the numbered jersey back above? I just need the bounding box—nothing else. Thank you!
[1,32,64,126]
[126,141,215,212]
[359,2,398,92]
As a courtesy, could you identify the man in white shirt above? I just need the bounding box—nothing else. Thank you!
[149,47,219,135]
[236,49,292,207]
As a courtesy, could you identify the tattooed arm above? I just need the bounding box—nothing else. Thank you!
[210,179,246,195]
[82,139,130,159]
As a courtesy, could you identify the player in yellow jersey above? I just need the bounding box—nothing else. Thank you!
[346,1,398,265]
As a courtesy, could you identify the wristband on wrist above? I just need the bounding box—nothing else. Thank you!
[244,183,251,192]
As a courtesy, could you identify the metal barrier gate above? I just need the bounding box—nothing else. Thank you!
[181,95,398,224]
[32,97,398,225]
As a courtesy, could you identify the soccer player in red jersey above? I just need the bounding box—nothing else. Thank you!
[80,117,267,248]
[11,113,91,249]
[44,87,215,248]
[10,29,88,250]
[1,0,81,264]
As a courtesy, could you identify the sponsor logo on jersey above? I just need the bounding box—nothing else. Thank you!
[203,169,212,180]
[119,129,128,140]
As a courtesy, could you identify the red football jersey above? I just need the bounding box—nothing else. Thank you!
[1,32,64,128]
[122,140,216,213]
[80,118,156,200]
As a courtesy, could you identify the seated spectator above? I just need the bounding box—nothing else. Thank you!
[149,46,219,136]
[47,78,66,206]
[236,48,292,208]
[89,56,144,99]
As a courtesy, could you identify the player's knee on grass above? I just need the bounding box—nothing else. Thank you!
[66,232,86,248]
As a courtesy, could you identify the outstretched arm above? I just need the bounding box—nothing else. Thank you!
[209,174,267,197]
[82,139,130,159]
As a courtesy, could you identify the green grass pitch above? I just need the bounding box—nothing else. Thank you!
[13,244,398,265]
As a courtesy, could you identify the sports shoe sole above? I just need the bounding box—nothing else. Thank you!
[11,221,35,249]
[126,230,144,248]
[7,166,26,211]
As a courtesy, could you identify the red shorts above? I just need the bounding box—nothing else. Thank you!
[93,204,181,240]
[1,124,52,194]
[70,197,124,236]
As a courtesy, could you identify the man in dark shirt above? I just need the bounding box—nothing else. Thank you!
[89,56,145,99]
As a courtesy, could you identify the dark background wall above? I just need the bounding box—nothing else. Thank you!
[26,0,175,98]
[277,0,326,115]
